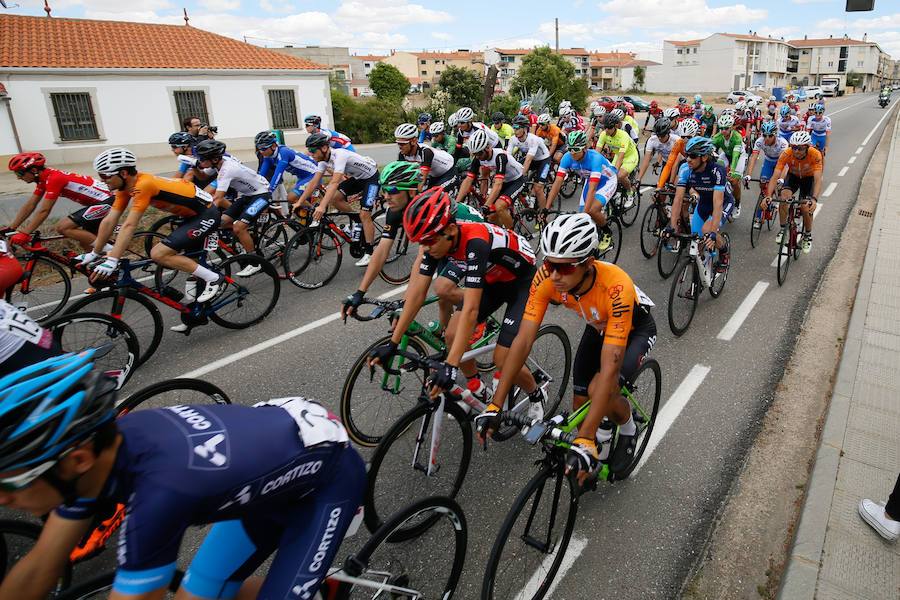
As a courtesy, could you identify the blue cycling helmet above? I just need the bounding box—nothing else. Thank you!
[761,120,778,136]
[168,132,194,147]
[684,136,716,156]
[814,103,825,114]
[779,105,791,117]
[0,349,117,474]
[254,131,277,150]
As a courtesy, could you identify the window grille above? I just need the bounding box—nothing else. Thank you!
[50,93,99,141]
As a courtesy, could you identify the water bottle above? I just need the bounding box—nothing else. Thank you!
[350,222,362,243]
[595,420,614,462]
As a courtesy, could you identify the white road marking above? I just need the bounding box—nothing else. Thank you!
[838,166,849,177]
[823,182,837,197]
[515,535,588,600]
[848,156,857,164]
[826,96,878,118]
[631,364,711,477]
[861,104,897,146]
[20,273,156,314]
[717,281,769,341]
[770,204,822,267]
[178,285,409,378]
[855,146,864,154]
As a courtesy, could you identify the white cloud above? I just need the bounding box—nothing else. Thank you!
[334,1,452,34]
[431,32,453,41]
[791,0,830,4]
[54,0,172,11]
[199,0,239,11]
[818,12,900,31]
[597,0,766,30]
[538,21,595,43]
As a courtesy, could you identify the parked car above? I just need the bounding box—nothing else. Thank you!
[597,96,634,113]
[590,84,603,92]
[800,86,825,100]
[618,95,651,112]
[726,90,763,104]
[786,88,807,101]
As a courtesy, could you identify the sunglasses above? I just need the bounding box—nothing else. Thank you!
[14,170,27,177]
[420,231,452,246]
[543,256,591,275]
[97,172,118,180]
[686,153,704,159]
[791,145,808,151]
[0,459,58,492]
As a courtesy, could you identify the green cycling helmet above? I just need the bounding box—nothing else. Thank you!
[379,161,421,191]
[703,104,714,114]
[567,130,588,151]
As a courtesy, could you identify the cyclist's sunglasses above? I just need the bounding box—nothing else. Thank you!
[0,459,59,492]
[97,172,118,180]
[543,256,591,275]
[791,145,808,151]
[13,170,27,178]
[686,152,704,159]
[419,231,453,246]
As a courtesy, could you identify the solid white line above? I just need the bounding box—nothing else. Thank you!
[178,284,409,379]
[631,364,711,477]
[770,204,822,267]
[861,103,897,146]
[717,281,769,341]
[822,182,837,197]
[22,273,157,314]
[515,535,588,600]
[825,96,876,118]
[848,156,857,164]
[838,166,849,177]
[855,146,864,154]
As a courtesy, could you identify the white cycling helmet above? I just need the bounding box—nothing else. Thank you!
[789,130,812,146]
[588,100,599,112]
[721,107,736,116]
[429,121,445,135]
[466,129,491,154]
[663,107,680,119]
[394,123,418,141]
[746,99,756,108]
[447,112,459,127]
[94,147,137,175]
[537,112,552,125]
[678,119,700,137]
[592,105,606,117]
[769,95,776,101]
[560,106,574,117]
[540,212,598,260]
[456,107,474,123]
[735,100,746,111]
[559,100,572,111]
[717,114,735,128]
[610,108,625,120]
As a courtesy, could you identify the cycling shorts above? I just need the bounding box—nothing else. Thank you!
[784,173,815,198]
[161,205,221,252]
[0,337,63,379]
[338,174,380,210]
[579,176,618,210]
[427,169,460,193]
[572,309,656,397]
[223,193,271,225]
[690,198,734,235]
[760,158,778,182]
[181,445,365,600]
[67,200,113,234]
[810,132,827,152]
[493,177,526,209]
[618,155,638,176]
[476,269,535,348]
[528,158,552,183]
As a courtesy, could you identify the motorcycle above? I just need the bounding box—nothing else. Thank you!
[879,95,890,108]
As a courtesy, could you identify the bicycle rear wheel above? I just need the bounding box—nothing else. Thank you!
[639,203,663,259]
[116,378,231,414]
[615,358,662,480]
[619,188,640,227]
[378,228,414,285]
[257,218,302,279]
[657,234,683,279]
[284,226,343,289]
[668,257,700,336]
[749,197,764,248]
[481,463,579,600]
[6,256,71,322]
[209,255,280,329]
[599,217,622,264]
[560,174,578,199]
[709,233,730,298]
[44,312,140,386]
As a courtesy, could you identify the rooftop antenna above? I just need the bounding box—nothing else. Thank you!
[43,0,51,16]
[0,2,22,9]
[183,7,190,25]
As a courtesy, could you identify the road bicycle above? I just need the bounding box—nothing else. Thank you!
[666,230,732,336]
[747,178,779,248]
[362,327,571,534]
[559,171,581,199]
[607,170,641,228]
[480,357,661,600]
[775,196,813,286]
[42,311,140,386]
[638,184,676,260]
[655,189,696,280]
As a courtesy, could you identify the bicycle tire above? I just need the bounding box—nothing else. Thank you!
[284,226,343,289]
[44,312,140,386]
[116,378,231,414]
[668,257,700,336]
[600,217,622,264]
[377,225,414,285]
[335,496,467,600]
[777,225,792,286]
[657,235,683,279]
[148,214,183,239]
[619,188,640,227]
[363,400,472,535]
[209,255,280,329]
[709,233,730,299]
[340,335,431,448]
[480,464,579,600]
[559,174,578,199]
[793,219,805,260]
[615,358,662,480]
[258,218,302,278]
[639,203,662,259]
[63,288,163,367]
[749,197,764,248]
[0,519,65,584]
[6,255,71,322]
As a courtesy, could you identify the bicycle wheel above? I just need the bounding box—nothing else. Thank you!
[378,228,414,285]
[258,218,302,278]
[284,226,343,289]
[6,256,71,322]
[668,257,700,336]
[709,233,730,298]
[776,225,792,286]
[336,496,467,600]
[615,358,662,480]
[116,378,231,413]
[560,174,577,199]
[481,463,580,600]
[148,214,183,239]
[749,198,764,248]
[0,519,54,581]
[657,235,683,279]
[363,400,472,535]
[599,217,622,264]
[639,203,663,259]
[340,335,431,448]
[619,188,640,227]
[63,289,163,367]
[209,255,280,329]
[44,312,140,385]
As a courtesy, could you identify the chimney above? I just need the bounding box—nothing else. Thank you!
[804,34,807,40]
[829,34,832,39]
[863,33,867,42]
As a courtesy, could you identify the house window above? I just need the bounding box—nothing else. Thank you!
[420,60,426,64]
[677,49,683,54]
[828,61,834,67]
[858,60,864,67]
[50,92,99,141]
[693,48,697,54]
[421,70,427,75]
[435,70,442,75]
[268,89,298,129]
[604,68,612,73]
[173,90,209,129]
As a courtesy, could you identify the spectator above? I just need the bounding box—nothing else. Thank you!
[859,474,900,542]
[182,116,214,144]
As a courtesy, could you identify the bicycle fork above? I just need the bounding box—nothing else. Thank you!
[523,467,566,553]
[411,397,444,477]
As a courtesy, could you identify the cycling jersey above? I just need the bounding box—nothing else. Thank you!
[623,115,640,140]
[315,148,378,180]
[711,130,744,173]
[466,148,524,182]
[429,134,457,156]
[32,168,111,206]
[557,149,616,184]
[676,160,735,222]
[536,124,566,150]
[752,135,789,161]
[490,123,514,141]
[398,144,455,179]
[0,299,53,365]
[319,128,354,150]
[519,112,538,128]
[258,146,318,193]
[777,115,802,137]
[645,133,680,163]
[775,147,823,178]
[112,174,213,217]
[806,115,832,135]
[596,129,638,167]
[458,122,500,148]
[767,101,778,116]
[214,156,270,197]
[506,132,550,162]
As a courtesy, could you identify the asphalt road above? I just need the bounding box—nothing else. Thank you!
[2,92,897,598]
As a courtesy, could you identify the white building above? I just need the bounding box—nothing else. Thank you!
[483,47,590,93]
[787,35,889,92]
[0,14,332,162]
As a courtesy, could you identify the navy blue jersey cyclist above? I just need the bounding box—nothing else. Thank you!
[0,351,365,600]
[254,131,319,202]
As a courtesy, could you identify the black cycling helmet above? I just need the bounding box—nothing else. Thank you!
[168,132,194,147]
[602,113,621,128]
[491,111,506,124]
[417,112,432,124]
[195,139,226,161]
[304,114,322,127]
[305,132,331,152]
[254,131,277,149]
[653,117,672,136]
[678,96,687,104]
[511,114,530,128]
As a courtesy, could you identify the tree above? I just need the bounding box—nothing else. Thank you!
[633,66,646,90]
[846,70,863,88]
[438,66,483,108]
[510,47,589,112]
[369,63,410,101]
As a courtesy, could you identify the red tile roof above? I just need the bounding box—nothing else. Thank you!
[354,54,387,62]
[496,47,588,56]
[787,37,873,47]
[668,39,703,47]
[0,14,325,70]
[414,51,483,61]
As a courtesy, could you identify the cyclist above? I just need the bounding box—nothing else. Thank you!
[645,100,663,129]
[477,213,656,480]
[0,352,365,600]
[777,104,802,144]
[658,118,700,189]
[84,148,223,304]
[692,94,704,119]
[293,133,381,267]
[545,131,618,252]
[766,130,823,254]
[455,107,501,149]
[455,129,525,229]
[417,112,433,144]
[6,153,113,252]
[664,136,732,271]
[698,105,717,138]
[616,108,641,158]
[368,188,542,412]
[428,121,458,158]
[535,113,567,165]
[676,96,693,119]
[596,112,639,201]
[490,112,514,143]
[766,95,778,118]
[587,105,607,148]
[447,112,466,157]
[518,100,539,131]
[805,103,830,156]
[507,115,552,210]
[637,117,680,183]
[663,106,681,124]
[711,113,745,218]
[394,123,458,192]
[744,120,789,229]
[558,105,583,135]
[255,131,319,213]
[168,132,214,188]
[303,114,355,151]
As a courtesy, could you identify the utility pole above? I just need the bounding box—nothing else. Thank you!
[744,41,751,89]
[817,54,821,85]
[555,18,559,53]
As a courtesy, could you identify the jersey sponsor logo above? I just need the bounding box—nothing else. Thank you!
[292,579,319,599]
[188,218,217,238]
[218,484,252,510]
[261,459,323,495]
[308,507,343,572]
[503,317,516,326]
[193,433,227,466]
[611,295,631,319]
[608,284,623,300]
[166,405,213,430]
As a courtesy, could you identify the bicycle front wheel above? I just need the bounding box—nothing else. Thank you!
[599,217,622,264]
[363,400,472,535]
[776,226,792,286]
[481,463,580,600]
[257,218,302,278]
[668,257,700,336]
[6,256,71,322]
[657,235,683,279]
[379,230,414,285]
[615,358,662,480]
[116,378,231,414]
[560,174,578,199]
[619,188,640,227]
[209,255,280,329]
[639,203,663,259]
[284,226,343,289]
[44,312,140,386]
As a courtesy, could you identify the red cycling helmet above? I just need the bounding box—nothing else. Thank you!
[7,152,46,172]
[403,186,454,243]
[650,100,658,108]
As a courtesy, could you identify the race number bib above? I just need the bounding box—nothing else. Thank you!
[203,232,219,252]
[0,239,7,254]
[254,397,349,447]
[257,211,269,225]
[195,186,214,204]
[0,303,45,345]
[635,284,655,307]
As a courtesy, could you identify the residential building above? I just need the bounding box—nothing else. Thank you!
[382,50,483,91]
[590,52,659,90]
[787,35,889,92]
[355,55,386,78]
[270,45,366,95]
[484,47,590,93]
[0,14,331,161]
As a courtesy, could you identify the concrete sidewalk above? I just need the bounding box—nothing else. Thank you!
[778,111,900,597]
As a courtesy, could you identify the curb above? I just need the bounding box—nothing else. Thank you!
[777,103,900,599]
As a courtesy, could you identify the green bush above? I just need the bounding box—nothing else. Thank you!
[332,90,419,144]
[489,93,521,121]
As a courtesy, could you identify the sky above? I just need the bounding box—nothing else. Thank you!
[4,0,900,61]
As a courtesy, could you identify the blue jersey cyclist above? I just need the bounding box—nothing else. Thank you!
[544,130,618,253]
[665,136,732,271]
[254,131,319,207]
[304,114,355,151]
[0,351,365,600]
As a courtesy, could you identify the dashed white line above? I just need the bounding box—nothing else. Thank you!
[631,364,712,477]
[516,535,588,600]
[838,166,849,177]
[717,281,769,341]
[822,182,837,197]
[848,156,857,164]
[855,146,864,155]
[861,103,897,146]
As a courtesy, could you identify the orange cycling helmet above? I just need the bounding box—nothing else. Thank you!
[8,152,46,172]
[403,186,454,243]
